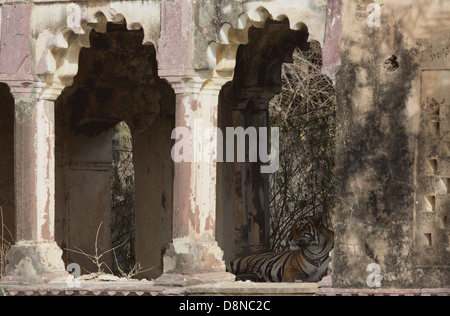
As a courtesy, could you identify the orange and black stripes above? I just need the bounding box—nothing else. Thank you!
[229,215,334,282]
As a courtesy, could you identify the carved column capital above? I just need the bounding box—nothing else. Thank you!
[159,73,232,96]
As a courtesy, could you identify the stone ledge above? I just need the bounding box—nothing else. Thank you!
[1,280,182,296]
[186,281,318,296]
[155,272,236,287]
[317,288,450,296]
[1,279,318,296]
[2,278,449,296]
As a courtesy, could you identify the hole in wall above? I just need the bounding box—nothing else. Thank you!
[425,195,436,212]
[428,121,440,138]
[430,106,440,116]
[383,54,399,72]
[426,159,438,175]
[440,178,449,194]
[424,233,432,246]
[440,216,448,229]
[443,142,450,156]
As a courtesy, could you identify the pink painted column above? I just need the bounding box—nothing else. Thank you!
[157,0,232,282]
[14,98,55,243]
[1,3,65,281]
[322,0,343,80]
[4,95,67,281]
[156,0,235,283]
[158,78,233,281]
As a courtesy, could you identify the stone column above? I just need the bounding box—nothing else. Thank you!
[157,77,234,284]
[231,93,272,259]
[134,115,175,280]
[322,0,342,81]
[245,107,270,254]
[4,91,66,282]
[66,130,114,273]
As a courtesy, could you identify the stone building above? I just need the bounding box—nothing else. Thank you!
[0,0,449,289]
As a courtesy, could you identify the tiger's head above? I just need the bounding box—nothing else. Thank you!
[287,215,324,250]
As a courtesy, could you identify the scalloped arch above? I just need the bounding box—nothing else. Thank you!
[37,3,160,99]
[207,4,321,73]
[248,6,272,27]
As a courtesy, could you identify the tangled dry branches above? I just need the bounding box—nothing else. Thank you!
[0,207,13,278]
[269,43,336,252]
[110,122,136,276]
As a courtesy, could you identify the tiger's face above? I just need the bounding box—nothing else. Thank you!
[287,216,320,250]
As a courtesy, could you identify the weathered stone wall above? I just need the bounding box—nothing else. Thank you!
[411,32,450,287]
[332,0,450,288]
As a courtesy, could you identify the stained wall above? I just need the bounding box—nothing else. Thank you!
[332,0,450,288]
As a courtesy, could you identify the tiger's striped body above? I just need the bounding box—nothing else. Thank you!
[229,215,334,282]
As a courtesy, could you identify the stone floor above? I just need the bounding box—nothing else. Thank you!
[0,281,319,296]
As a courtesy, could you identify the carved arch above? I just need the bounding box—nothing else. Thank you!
[35,2,160,100]
[206,4,326,74]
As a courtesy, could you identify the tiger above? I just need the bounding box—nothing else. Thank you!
[228,214,334,282]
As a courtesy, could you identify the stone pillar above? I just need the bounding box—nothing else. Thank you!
[157,77,234,283]
[66,130,114,273]
[230,94,272,259]
[322,0,342,81]
[134,115,175,280]
[216,87,274,262]
[0,3,66,282]
[4,93,66,282]
[230,109,249,258]
[245,108,270,254]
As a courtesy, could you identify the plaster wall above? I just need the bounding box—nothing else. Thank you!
[333,0,450,288]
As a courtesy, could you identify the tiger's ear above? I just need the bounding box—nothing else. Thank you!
[290,222,298,231]
[312,213,325,226]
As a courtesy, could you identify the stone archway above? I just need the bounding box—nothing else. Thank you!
[215,18,314,263]
[54,22,175,279]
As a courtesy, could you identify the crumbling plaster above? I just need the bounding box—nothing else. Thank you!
[332,0,450,288]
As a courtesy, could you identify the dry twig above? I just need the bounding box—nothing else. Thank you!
[65,221,127,275]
